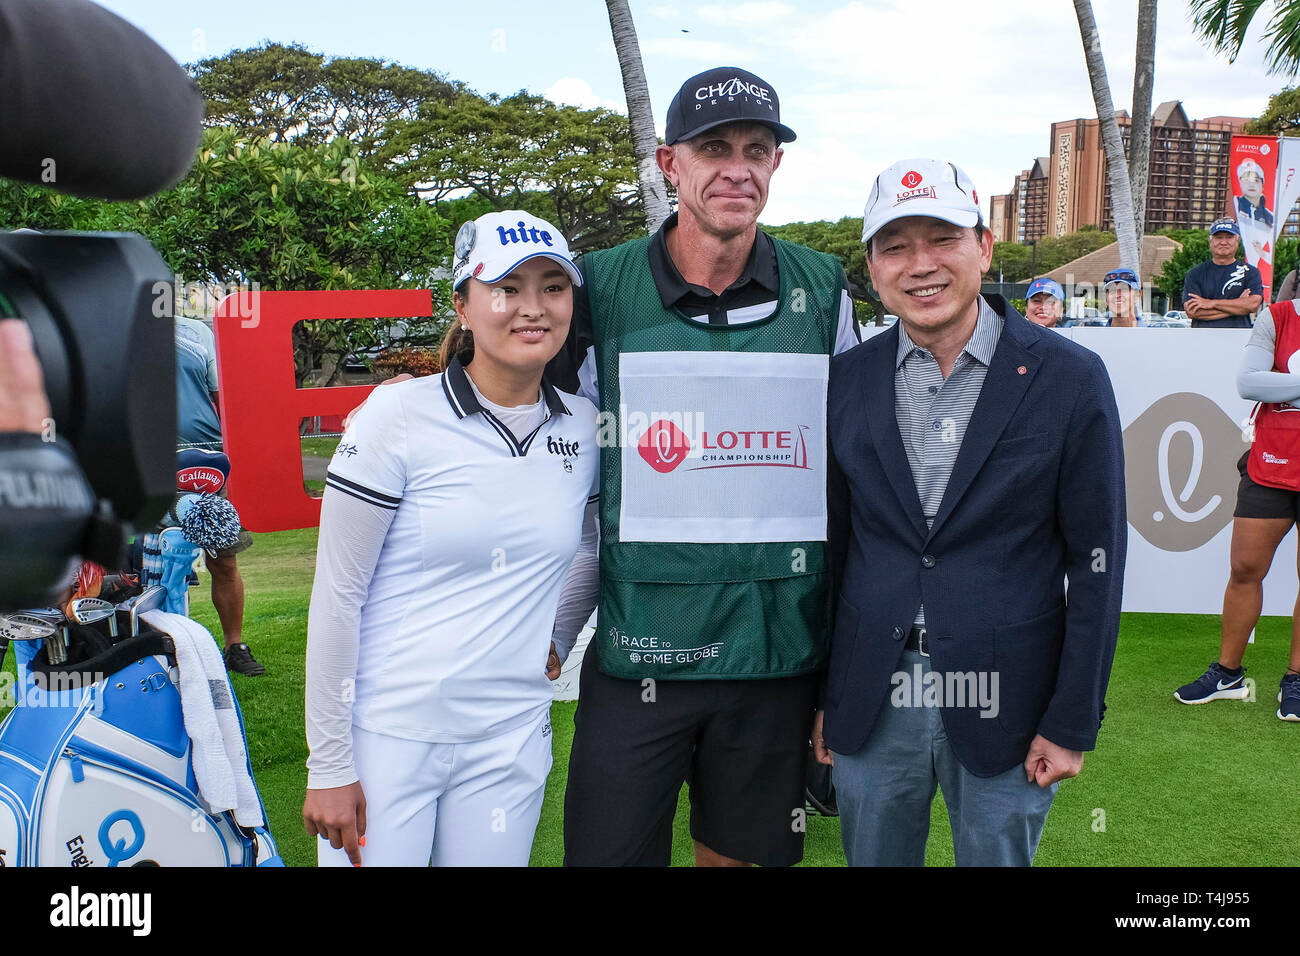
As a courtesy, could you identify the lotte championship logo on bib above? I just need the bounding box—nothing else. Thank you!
[637,420,691,474]
[1123,392,1246,551]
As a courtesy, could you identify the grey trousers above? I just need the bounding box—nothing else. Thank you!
[833,648,1058,866]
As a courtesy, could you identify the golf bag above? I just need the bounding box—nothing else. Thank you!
[0,448,279,866]
[0,616,281,866]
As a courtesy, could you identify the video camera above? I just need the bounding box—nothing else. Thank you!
[0,0,205,609]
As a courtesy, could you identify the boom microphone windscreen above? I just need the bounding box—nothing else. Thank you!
[0,0,204,200]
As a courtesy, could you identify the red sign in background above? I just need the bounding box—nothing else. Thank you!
[212,289,432,532]
[1228,134,1279,301]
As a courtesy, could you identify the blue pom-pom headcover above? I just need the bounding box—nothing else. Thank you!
[177,493,242,552]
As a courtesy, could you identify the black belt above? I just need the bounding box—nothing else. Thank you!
[904,626,929,658]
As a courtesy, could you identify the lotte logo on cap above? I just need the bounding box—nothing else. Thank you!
[638,420,691,473]
[901,170,924,189]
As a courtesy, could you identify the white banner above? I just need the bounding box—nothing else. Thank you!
[1277,137,1300,248]
[867,325,1297,615]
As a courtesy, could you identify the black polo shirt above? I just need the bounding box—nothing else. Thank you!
[547,212,852,393]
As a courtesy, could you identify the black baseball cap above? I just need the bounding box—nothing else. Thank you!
[664,67,796,146]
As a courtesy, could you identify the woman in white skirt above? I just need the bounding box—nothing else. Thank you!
[303,211,599,866]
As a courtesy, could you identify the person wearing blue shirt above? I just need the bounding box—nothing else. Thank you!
[1102,268,1144,327]
[1182,219,1264,330]
[175,315,263,676]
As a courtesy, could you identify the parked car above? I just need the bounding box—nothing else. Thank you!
[1163,310,1188,322]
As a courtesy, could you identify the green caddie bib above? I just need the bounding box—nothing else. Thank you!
[586,234,841,679]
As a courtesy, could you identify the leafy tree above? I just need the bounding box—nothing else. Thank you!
[1272,236,1299,293]
[1156,232,1210,304]
[188,42,456,159]
[138,129,453,385]
[379,91,642,252]
[760,217,882,320]
[985,230,1118,282]
[1246,86,1300,133]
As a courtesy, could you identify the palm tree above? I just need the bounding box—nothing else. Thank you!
[1189,0,1300,75]
[605,0,672,233]
[1073,0,1141,270]
[1129,0,1157,246]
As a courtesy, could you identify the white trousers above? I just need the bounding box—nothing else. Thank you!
[317,708,553,867]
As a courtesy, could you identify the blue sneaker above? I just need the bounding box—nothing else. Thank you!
[1278,674,1300,722]
[1174,662,1249,704]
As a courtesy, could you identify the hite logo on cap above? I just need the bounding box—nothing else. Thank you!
[896,170,936,205]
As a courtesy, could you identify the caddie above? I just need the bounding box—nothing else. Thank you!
[547,66,860,867]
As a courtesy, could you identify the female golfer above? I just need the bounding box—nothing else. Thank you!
[303,211,599,865]
[1175,298,1300,720]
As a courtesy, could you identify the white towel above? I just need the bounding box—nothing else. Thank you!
[142,610,264,828]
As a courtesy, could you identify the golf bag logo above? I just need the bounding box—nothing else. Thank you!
[1124,392,1246,552]
[98,809,146,867]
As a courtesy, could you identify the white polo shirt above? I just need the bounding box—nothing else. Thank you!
[323,357,599,745]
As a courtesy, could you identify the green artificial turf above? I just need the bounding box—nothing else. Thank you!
[5,526,1299,865]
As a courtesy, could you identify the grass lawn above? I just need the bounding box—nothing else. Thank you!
[9,526,1300,865]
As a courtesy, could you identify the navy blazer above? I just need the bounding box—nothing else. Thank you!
[823,297,1126,777]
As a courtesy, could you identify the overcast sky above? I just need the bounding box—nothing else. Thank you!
[98,0,1285,225]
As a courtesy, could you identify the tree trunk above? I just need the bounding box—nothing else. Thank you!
[605,0,672,234]
[1074,0,1141,271]
[1129,0,1157,245]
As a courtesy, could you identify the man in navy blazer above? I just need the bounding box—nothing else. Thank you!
[811,159,1126,866]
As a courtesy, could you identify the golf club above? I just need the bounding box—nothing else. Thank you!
[71,597,118,638]
[124,585,166,637]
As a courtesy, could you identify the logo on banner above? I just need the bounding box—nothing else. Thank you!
[637,420,692,473]
[635,419,814,473]
[1123,392,1246,552]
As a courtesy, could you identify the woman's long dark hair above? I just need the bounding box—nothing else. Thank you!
[440,282,475,368]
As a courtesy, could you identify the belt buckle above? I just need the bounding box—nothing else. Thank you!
[917,627,929,659]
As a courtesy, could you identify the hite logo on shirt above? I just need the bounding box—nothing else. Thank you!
[636,418,811,473]
[546,435,579,473]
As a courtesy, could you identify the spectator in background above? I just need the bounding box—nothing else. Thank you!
[1275,267,1298,303]
[176,315,264,676]
[1102,268,1144,327]
[1182,219,1264,330]
[1024,277,1064,328]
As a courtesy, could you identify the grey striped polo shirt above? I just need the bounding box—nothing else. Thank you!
[896,295,1004,626]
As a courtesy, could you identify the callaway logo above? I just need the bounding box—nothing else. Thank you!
[695,77,772,103]
[177,467,224,493]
